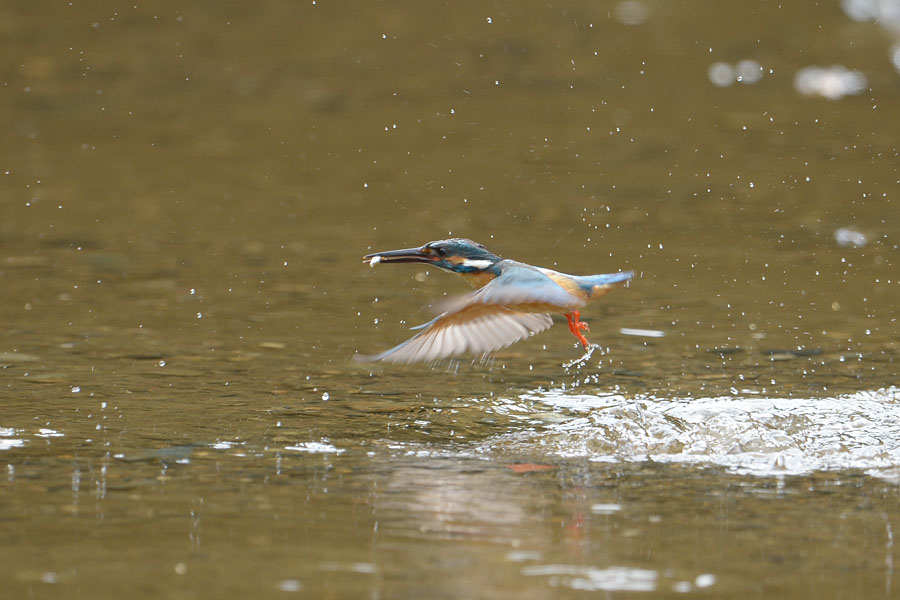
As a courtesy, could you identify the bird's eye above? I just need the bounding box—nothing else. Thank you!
[433,246,446,256]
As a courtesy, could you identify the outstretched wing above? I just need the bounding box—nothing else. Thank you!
[356,304,553,364]
[357,264,583,364]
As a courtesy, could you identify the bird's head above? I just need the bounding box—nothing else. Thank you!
[363,238,502,275]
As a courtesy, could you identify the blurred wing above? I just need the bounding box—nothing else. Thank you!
[356,264,584,364]
[439,262,586,314]
[356,304,553,364]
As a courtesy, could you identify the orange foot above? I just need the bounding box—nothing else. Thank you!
[564,311,591,349]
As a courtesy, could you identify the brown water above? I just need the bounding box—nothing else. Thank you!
[2,1,898,597]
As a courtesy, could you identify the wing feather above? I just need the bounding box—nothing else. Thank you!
[436,262,585,315]
[357,263,582,364]
[357,304,553,364]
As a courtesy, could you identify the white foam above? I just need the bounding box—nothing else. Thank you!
[285,441,345,454]
[504,386,900,478]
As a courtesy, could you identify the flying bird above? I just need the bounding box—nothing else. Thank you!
[358,238,633,364]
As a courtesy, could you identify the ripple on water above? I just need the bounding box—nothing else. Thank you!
[500,386,900,479]
[0,428,25,451]
[284,441,346,454]
[521,564,657,592]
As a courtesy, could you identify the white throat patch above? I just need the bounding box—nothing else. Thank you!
[460,259,494,270]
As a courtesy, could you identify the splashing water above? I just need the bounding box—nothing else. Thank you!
[492,386,900,480]
[562,344,599,369]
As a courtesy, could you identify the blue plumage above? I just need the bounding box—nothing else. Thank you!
[359,239,633,363]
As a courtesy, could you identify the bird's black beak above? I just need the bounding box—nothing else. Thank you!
[363,245,438,266]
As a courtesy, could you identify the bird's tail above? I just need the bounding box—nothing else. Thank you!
[582,270,634,286]
[579,270,634,299]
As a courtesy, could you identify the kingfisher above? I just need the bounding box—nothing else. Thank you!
[357,238,633,364]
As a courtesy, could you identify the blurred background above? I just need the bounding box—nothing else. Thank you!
[1,1,898,598]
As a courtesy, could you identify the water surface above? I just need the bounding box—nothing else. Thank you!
[1,1,898,597]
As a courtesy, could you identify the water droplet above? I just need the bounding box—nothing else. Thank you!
[278,580,302,592]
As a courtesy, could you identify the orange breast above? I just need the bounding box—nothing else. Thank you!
[543,271,590,302]
[507,302,571,314]
[459,271,496,289]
